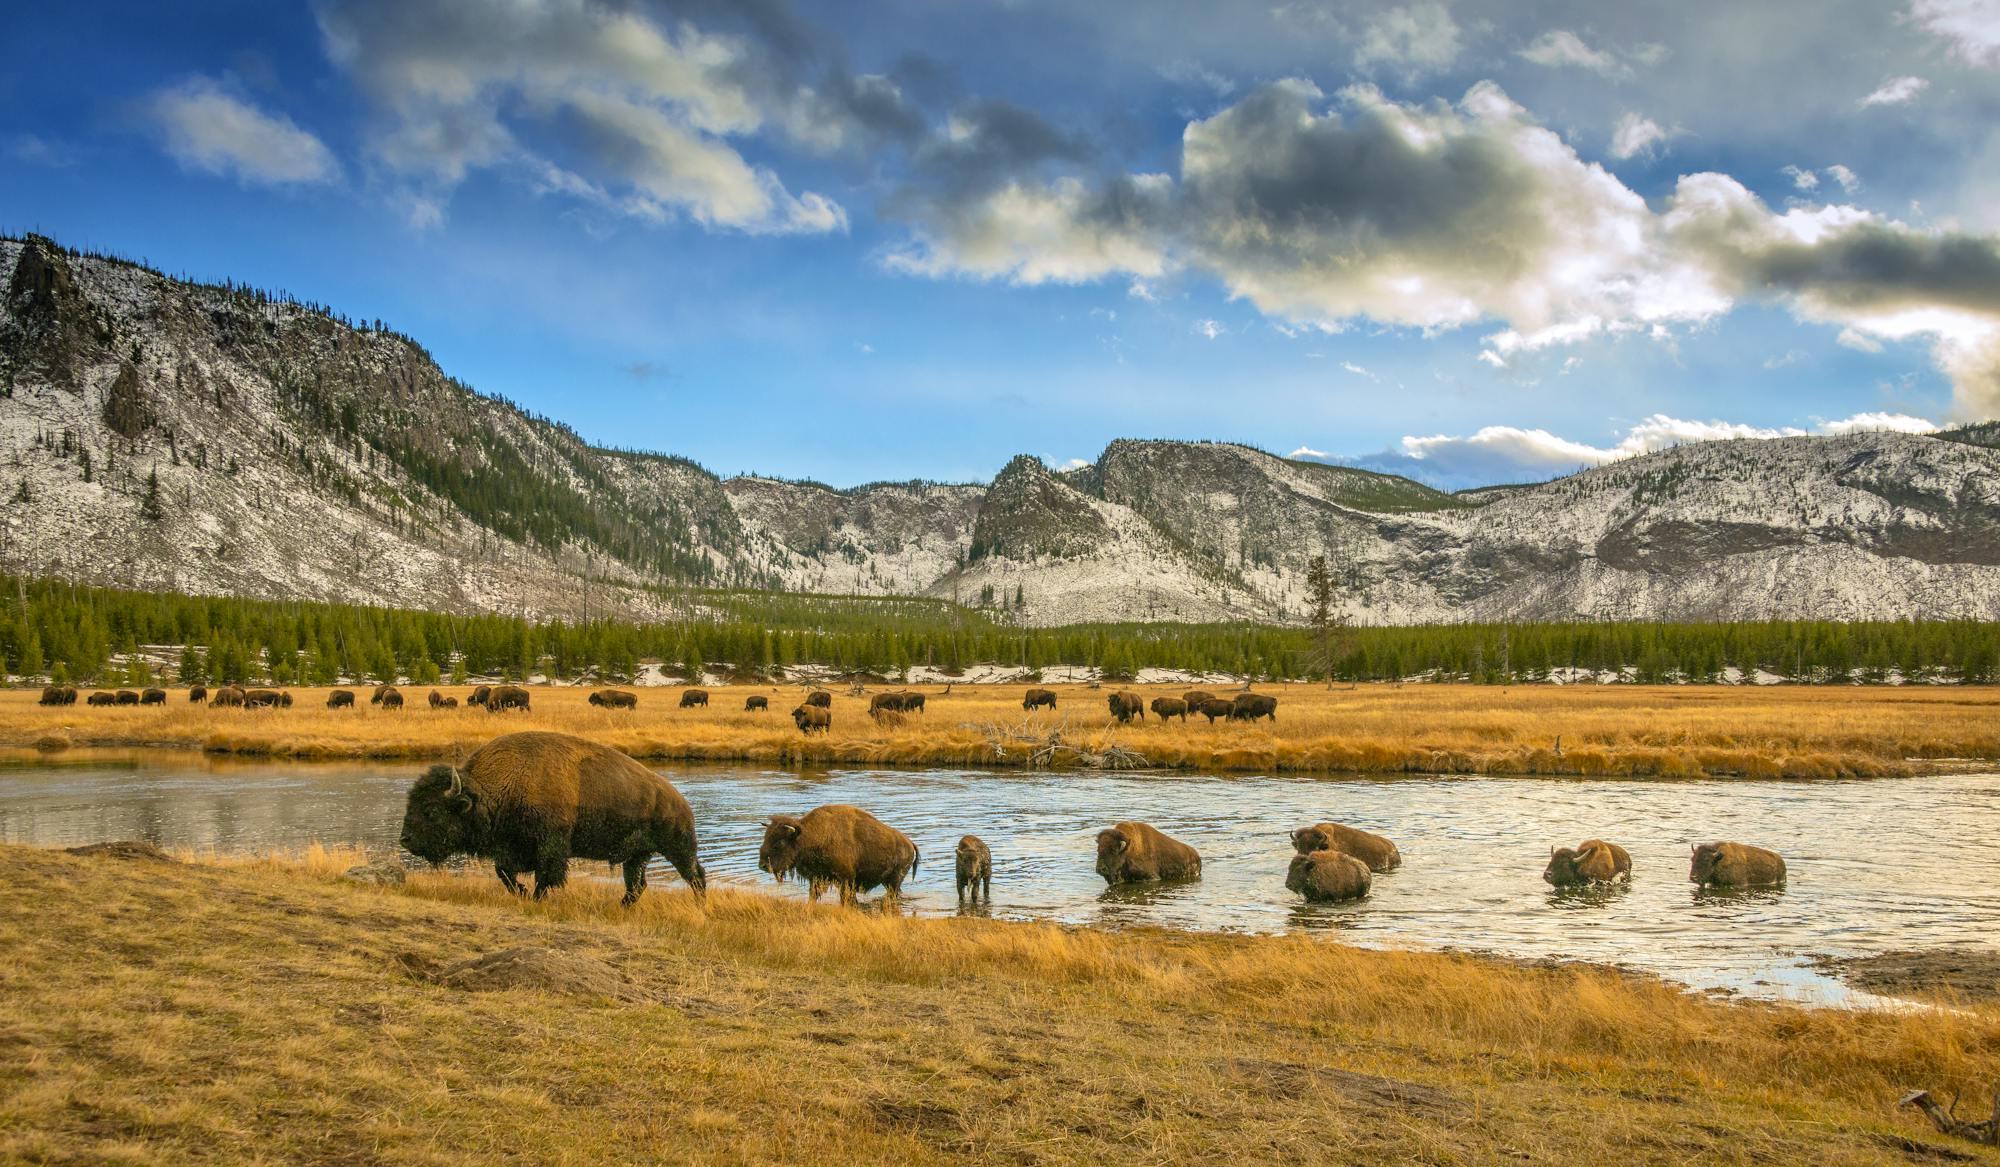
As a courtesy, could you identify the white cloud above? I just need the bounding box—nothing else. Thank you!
[1194,318,1225,339]
[147,77,339,186]
[1340,360,1379,379]
[1518,30,1627,76]
[1825,164,1860,192]
[1861,75,1930,106]
[1837,326,1886,352]
[1783,164,1820,191]
[1354,3,1462,77]
[1910,0,2000,66]
[1763,349,1807,368]
[1288,446,1331,460]
[1609,113,1671,160]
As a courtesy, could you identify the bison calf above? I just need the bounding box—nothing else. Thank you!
[1095,821,1201,885]
[1291,822,1401,872]
[955,834,992,903]
[758,804,918,906]
[1287,851,1372,902]
[1689,842,1785,888]
[1545,839,1632,887]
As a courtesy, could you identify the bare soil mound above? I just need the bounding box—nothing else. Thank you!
[1817,948,2000,1003]
[416,946,645,1002]
[64,840,174,862]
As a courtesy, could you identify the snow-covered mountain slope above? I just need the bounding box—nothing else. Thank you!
[6,233,2000,626]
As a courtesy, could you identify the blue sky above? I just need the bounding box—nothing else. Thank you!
[6,0,1999,488]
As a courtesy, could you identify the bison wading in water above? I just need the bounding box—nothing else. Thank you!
[327,690,356,709]
[1022,688,1056,711]
[591,689,639,709]
[757,804,918,906]
[1287,851,1372,902]
[1291,822,1401,873]
[399,731,706,906]
[1545,839,1632,887]
[792,705,831,734]
[955,834,992,904]
[1095,821,1201,886]
[1689,842,1785,889]
[1107,691,1146,724]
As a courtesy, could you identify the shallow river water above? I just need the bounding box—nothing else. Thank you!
[5,750,1997,1005]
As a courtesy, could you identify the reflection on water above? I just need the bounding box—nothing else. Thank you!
[4,750,1999,1004]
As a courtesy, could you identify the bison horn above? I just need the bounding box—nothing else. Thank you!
[446,768,465,797]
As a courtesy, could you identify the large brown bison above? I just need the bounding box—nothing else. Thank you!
[1095,821,1201,885]
[467,685,493,709]
[379,686,405,710]
[1107,691,1146,724]
[1689,842,1785,888]
[1230,692,1278,722]
[1291,822,1401,872]
[210,686,246,707]
[187,685,207,704]
[803,690,832,709]
[38,685,76,706]
[114,690,140,706]
[678,688,709,709]
[743,695,769,712]
[327,689,356,709]
[1149,696,1188,722]
[399,731,706,905]
[868,691,914,716]
[86,691,117,706]
[1545,839,1632,887]
[370,684,393,706]
[792,704,831,734]
[1182,689,1217,710]
[1196,698,1234,723]
[243,689,282,708]
[140,688,167,706]
[591,689,639,709]
[757,804,918,906]
[955,834,992,904]
[1022,688,1056,711]
[484,685,529,712]
[1287,850,1372,902]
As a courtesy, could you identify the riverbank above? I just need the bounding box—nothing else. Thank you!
[7,683,2000,778]
[4,842,1995,1165]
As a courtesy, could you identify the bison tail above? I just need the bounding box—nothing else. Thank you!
[910,845,920,879]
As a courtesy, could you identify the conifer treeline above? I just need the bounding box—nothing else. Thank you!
[3,574,1998,686]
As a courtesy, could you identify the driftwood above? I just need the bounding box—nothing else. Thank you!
[1900,1086,2000,1145]
[965,713,1148,771]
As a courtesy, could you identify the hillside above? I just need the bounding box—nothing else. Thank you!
[6,233,2000,625]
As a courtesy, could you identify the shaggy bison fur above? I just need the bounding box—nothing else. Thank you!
[1095,821,1201,886]
[955,834,992,904]
[1544,839,1632,886]
[1689,841,1785,888]
[399,730,706,905]
[1291,822,1401,872]
[757,804,918,906]
[1287,851,1372,902]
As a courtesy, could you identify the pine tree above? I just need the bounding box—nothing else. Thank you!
[140,470,164,522]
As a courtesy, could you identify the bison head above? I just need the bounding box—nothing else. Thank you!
[758,816,805,880]
[1290,825,1332,855]
[1688,843,1724,885]
[1095,828,1130,882]
[399,764,475,866]
[1284,853,1317,897]
[1544,846,1584,886]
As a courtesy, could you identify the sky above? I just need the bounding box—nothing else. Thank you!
[5,0,2000,489]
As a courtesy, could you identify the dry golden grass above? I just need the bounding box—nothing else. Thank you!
[4,842,1996,1165]
[7,681,2000,778]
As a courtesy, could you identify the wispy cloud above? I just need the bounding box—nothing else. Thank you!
[147,77,339,186]
[1861,75,1929,106]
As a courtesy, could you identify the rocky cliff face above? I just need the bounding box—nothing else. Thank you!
[6,233,2000,626]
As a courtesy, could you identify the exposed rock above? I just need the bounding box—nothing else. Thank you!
[340,862,407,887]
[64,840,174,862]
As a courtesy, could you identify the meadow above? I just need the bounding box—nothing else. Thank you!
[8,681,2000,778]
[4,841,1995,1165]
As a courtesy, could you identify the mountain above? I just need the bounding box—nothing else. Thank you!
[6,232,2000,626]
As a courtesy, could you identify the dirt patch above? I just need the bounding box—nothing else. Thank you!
[1231,1057,1457,1114]
[1816,949,2000,1003]
[64,840,174,862]
[412,946,648,1003]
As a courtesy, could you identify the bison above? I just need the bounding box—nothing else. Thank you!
[1149,696,1188,722]
[114,690,140,706]
[803,690,832,709]
[1095,821,1201,886]
[678,688,709,709]
[956,835,992,904]
[1022,688,1057,711]
[428,689,446,709]
[868,691,908,716]
[1544,839,1632,887]
[792,704,831,734]
[757,804,918,906]
[900,692,926,714]
[1195,698,1234,723]
[1287,850,1372,902]
[1230,692,1278,722]
[210,686,246,707]
[187,685,207,704]
[590,689,639,709]
[1291,822,1401,873]
[743,695,769,712]
[327,689,356,709]
[86,691,117,706]
[370,685,393,706]
[140,688,167,706]
[1107,691,1146,724]
[379,687,405,710]
[1182,689,1217,710]
[399,730,706,905]
[467,685,492,709]
[1689,842,1785,889]
[244,689,282,708]
[437,696,459,708]
[486,685,530,713]
[38,685,76,706]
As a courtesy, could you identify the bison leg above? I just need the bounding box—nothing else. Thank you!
[620,857,648,906]
[807,878,828,903]
[981,873,991,902]
[531,839,570,899]
[658,834,707,902]
[495,864,526,896]
[838,880,859,907]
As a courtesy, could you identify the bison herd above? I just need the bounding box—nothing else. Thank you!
[394,730,1789,911]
